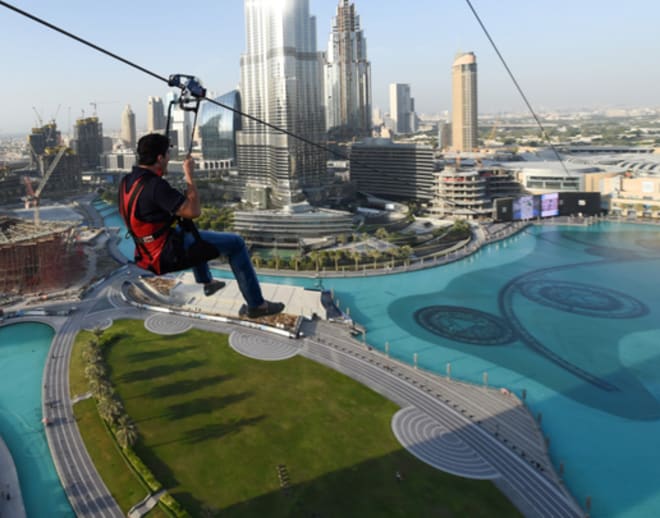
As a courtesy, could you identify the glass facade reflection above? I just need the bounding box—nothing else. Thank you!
[198,90,242,161]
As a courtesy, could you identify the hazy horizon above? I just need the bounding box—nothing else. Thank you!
[2,0,659,134]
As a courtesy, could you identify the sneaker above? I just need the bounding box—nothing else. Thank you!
[240,301,285,318]
[203,280,226,296]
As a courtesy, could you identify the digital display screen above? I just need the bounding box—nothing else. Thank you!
[513,195,535,220]
[541,192,559,217]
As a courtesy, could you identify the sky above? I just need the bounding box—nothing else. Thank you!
[1,0,659,135]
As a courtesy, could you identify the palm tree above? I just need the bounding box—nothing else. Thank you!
[115,414,138,449]
[97,396,122,425]
[84,363,106,382]
[331,250,343,271]
[292,254,302,272]
[375,227,389,240]
[350,250,361,271]
[252,252,262,269]
[368,249,382,269]
[399,245,413,266]
[82,346,102,365]
[92,327,105,342]
[308,251,320,272]
[93,379,115,400]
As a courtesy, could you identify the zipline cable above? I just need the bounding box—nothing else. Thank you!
[0,0,375,174]
[463,0,571,174]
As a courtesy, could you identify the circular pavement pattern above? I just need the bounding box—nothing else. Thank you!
[229,331,298,361]
[391,407,500,480]
[144,314,193,335]
[517,280,648,319]
[82,317,113,332]
[414,305,515,345]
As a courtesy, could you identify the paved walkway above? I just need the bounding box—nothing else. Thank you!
[127,489,166,518]
[0,436,26,518]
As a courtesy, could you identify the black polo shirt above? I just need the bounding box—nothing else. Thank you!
[122,166,185,222]
[121,166,187,272]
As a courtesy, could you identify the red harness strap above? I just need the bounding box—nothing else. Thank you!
[118,175,172,274]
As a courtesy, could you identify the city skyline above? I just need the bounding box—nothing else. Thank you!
[2,0,660,134]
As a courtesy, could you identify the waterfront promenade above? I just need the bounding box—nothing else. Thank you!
[0,201,591,516]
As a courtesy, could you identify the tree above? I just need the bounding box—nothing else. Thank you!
[92,327,105,342]
[331,250,343,270]
[368,249,381,269]
[350,250,361,271]
[308,251,321,272]
[115,414,138,449]
[375,227,389,240]
[292,254,302,272]
[92,379,115,400]
[97,396,122,426]
[85,363,106,382]
[399,245,413,266]
[252,252,262,269]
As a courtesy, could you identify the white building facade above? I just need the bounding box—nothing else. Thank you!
[237,0,328,208]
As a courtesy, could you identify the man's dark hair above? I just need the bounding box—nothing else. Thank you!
[137,133,170,165]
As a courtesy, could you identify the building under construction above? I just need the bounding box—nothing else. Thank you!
[0,216,84,295]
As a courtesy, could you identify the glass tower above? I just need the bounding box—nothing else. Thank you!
[452,51,478,152]
[198,90,242,161]
[389,83,413,134]
[324,0,372,139]
[147,96,166,133]
[237,0,328,208]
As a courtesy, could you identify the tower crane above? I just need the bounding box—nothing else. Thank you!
[22,146,67,225]
[89,100,117,116]
[32,106,43,127]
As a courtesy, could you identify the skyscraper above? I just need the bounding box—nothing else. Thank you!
[451,51,478,152]
[199,90,242,161]
[73,117,102,170]
[324,0,372,139]
[163,92,192,156]
[146,96,165,134]
[236,0,327,208]
[389,83,414,134]
[120,104,136,150]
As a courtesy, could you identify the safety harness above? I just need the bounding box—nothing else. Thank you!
[118,174,172,274]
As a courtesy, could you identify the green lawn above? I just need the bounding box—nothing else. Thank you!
[73,319,521,517]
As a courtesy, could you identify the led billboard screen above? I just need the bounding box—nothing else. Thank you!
[541,192,559,217]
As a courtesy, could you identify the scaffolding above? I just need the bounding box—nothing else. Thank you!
[0,217,84,295]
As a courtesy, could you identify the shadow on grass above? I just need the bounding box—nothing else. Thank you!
[165,393,253,420]
[125,345,198,363]
[148,374,235,399]
[171,448,519,518]
[135,442,181,490]
[101,333,130,349]
[119,360,204,383]
[184,415,266,444]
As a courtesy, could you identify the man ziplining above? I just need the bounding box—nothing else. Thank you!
[118,133,284,319]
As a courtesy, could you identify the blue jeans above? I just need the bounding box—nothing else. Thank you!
[180,229,265,308]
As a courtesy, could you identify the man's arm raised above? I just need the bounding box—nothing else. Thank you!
[175,155,201,219]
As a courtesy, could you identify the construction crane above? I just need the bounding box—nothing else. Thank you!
[22,146,67,225]
[32,106,43,127]
[89,100,117,117]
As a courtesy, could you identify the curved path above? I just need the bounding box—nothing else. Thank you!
[26,261,583,517]
[392,406,500,480]
[228,331,299,361]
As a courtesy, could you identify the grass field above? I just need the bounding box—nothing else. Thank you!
[72,319,521,517]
